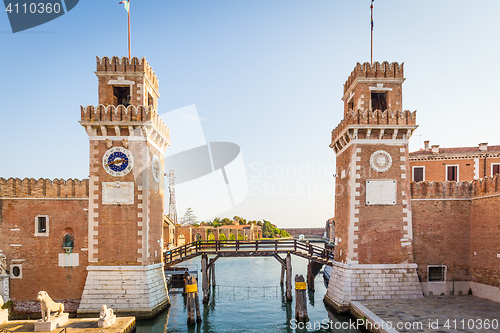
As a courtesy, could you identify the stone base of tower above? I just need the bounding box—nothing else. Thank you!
[77,263,170,319]
[324,261,422,313]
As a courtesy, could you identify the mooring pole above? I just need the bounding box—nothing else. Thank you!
[186,276,201,324]
[202,254,209,304]
[286,252,292,302]
[295,274,308,322]
[280,264,285,285]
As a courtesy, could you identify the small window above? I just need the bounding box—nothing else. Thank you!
[348,101,354,110]
[428,265,446,282]
[492,164,500,176]
[446,165,458,181]
[10,264,22,279]
[35,215,49,236]
[412,166,425,182]
[113,86,131,107]
[147,92,154,108]
[371,92,387,111]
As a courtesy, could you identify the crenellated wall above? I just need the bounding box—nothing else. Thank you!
[0,178,89,198]
[343,62,404,95]
[331,109,416,149]
[411,175,500,298]
[96,56,159,93]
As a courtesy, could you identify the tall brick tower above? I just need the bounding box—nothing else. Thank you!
[78,56,170,317]
[325,62,422,313]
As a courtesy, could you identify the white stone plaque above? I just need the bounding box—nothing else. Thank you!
[366,179,397,205]
[102,182,134,205]
[58,253,79,267]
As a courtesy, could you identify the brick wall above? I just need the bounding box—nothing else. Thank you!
[0,197,88,313]
[411,176,500,287]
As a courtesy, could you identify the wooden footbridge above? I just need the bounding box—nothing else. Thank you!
[163,239,334,304]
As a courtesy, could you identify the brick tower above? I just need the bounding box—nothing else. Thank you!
[78,56,170,317]
[325,62,422,312]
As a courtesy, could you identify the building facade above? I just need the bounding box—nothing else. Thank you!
[409,142,500,182]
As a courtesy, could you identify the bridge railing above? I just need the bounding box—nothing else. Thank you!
[163,239,334,265]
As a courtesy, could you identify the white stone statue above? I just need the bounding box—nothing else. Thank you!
[37,291,64,321]
[99,305,114,320]
[98,304,116,328]
[0,253,6,275]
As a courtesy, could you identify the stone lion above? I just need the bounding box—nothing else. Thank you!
[99,304,114,320]
[37,291,64,321]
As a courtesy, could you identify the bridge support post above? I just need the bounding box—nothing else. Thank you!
[201,254,209,304]
[286,253,292,302]
[280,265,285,285]
[294,274,308,322]
[210,259,216,286]
[307,261,315,292]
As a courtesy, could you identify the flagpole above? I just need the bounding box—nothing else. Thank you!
[370,0,373,65]
[128,0,131,60]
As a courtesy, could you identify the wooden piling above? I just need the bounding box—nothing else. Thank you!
[183,271,189,295]
[307,261,315,292]
[285,252,292,302]
[280,264,285,285]
[186,276,201,324]
[202,254,210,304]
[211,259,216,286]
[294,274,308,322]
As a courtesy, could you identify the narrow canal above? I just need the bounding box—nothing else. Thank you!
[137,253,361,333]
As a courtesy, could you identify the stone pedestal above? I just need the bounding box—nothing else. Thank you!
[0,309,8,324]
[34,313,69,332]
[98,314,117,328]
[324,261,423,313]
[78,263,170,318]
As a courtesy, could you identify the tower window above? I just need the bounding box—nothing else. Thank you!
[412,166,425,182]
[113,86,131,107]
[148,92,154,108]
[35,215,49,236]
[371,92,387,111]
[446,165,458,181]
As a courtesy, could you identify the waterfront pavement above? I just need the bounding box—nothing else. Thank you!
[358,295,500,333]
[0,317,135,333]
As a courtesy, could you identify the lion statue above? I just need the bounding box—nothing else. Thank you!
[99,305,114,320]
[37,291,64,321]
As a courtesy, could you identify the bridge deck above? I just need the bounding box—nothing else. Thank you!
[163,239,334,267]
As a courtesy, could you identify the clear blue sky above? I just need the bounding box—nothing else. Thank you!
[1,1,499,227]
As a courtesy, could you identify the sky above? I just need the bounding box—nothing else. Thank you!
[1,1,500,228]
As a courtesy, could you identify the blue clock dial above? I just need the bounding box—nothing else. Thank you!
[107,152,129,172]
[102,147,134,177]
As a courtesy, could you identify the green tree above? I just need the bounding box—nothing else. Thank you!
[180,207,198,225]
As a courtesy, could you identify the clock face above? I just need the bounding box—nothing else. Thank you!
[102,147,134,177]
[152,155,161,183]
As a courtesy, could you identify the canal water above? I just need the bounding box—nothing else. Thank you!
[137,254,361,333]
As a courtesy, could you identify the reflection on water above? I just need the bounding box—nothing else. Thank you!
[137,255,360,333]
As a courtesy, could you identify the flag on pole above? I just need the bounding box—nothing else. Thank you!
[119,0,130,13]
[371,0,374,31]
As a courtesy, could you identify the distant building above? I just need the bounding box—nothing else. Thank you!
[409,141,500,182]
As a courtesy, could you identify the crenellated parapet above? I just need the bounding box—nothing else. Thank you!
[96,56,159,93]
[0,178,89,198]
[80,104,170,151]
[411,175,500,199]
[344,62,404,95]
[330,109,417,154]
